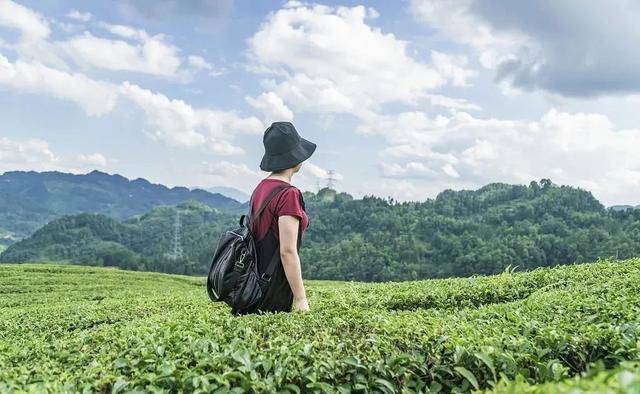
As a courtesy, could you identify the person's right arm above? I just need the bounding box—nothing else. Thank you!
[278,215,309,312]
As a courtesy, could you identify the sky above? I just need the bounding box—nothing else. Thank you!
[1,0,640,205]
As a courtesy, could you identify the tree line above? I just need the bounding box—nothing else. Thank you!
[2,180,639,281]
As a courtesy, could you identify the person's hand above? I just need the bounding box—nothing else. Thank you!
[293,296,310,312]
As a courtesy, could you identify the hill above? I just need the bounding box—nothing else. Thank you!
[0,170,242,239]
[0,201,237,275]
[2,179,640,281]
[1,259,638,392]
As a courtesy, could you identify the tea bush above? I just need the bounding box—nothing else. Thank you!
[0,259,638,392]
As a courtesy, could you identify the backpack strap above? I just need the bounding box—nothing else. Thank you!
[241,184,292,229]
[261,188,304,282]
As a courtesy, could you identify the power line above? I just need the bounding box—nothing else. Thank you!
[326,170,336,189]
[168,209,184,260]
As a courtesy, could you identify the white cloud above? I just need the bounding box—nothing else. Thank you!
[0,137,63,174]
[366,109,640,205]
[293,161,344,192]
[202,160,263,192]
[120,82,263,155]
[246,91,294,121]
[187,55,225,76]
[441,163,460,178]
[0,48,262,155]
[0,138,114,174]
[55,21,84,34]
[248,3,475,118]
[430,51,476,88]
[410,0,524,70]
[0,0,50,39]
[77,152,108,167]
[0,137,92,174]
[425,94,481,111]
[410,0,640,97]
[0,2,265,156]
[60,30,182,77]
[204,160,262,179]
[66,10,92,22]
[267,74,355,114]
[302,161,343,181]
[1,1,206,80]
[381,162,438,178]
[101,22,149,41]
[0,53,118,116]
[188,55,212,70]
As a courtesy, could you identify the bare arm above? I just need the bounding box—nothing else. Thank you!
[278,215,309,311]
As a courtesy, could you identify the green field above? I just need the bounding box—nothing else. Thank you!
[1,260,639,393]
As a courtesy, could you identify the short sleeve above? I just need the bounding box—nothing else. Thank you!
[274,187,304,221]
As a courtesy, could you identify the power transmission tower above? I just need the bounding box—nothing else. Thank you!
[169,209,184,260]
[326,170,336,189]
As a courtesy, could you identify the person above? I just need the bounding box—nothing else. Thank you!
[249,121,316,313]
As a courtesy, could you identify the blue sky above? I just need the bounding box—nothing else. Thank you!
[1,0,640,205]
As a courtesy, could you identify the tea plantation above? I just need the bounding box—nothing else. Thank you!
[1,259,639,393]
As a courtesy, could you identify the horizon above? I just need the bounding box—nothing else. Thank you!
[2,167,637,208]
[1,1,640,206]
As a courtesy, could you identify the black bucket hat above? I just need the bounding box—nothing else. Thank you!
[260,122,317,172]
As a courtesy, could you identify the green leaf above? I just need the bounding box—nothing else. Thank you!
[282,384,301,393]
[112,379,128,392]
[306,382,333,391]
[114,358,127,369]
[343,356,361,368]
[303,343,313,356]
[454,366,479,390]
[474,352,495,374]
[232,349,250,366]
[374,378,396,393]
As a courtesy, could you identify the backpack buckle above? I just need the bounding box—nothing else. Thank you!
[260,273,271,282]
[235,249,247,269]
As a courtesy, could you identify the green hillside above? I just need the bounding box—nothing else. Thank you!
[0,170,242,240]
[0,201,237,275]
[1,259,638,392]
[2,180,640,281]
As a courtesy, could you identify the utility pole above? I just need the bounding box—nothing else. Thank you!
[170,209,184,260]
[326,170,336,189]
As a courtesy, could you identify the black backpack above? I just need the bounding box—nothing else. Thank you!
[206,184,292,315]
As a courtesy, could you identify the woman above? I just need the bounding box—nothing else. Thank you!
[249,122,316,313]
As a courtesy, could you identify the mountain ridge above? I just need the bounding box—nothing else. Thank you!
[0,170,242,239]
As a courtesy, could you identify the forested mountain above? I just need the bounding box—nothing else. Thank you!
[0,170,242,239]
[0,201,236,275]
[303,181,640,280]
[2,180,640,281]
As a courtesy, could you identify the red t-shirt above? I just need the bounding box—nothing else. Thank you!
[249,179,309,242]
